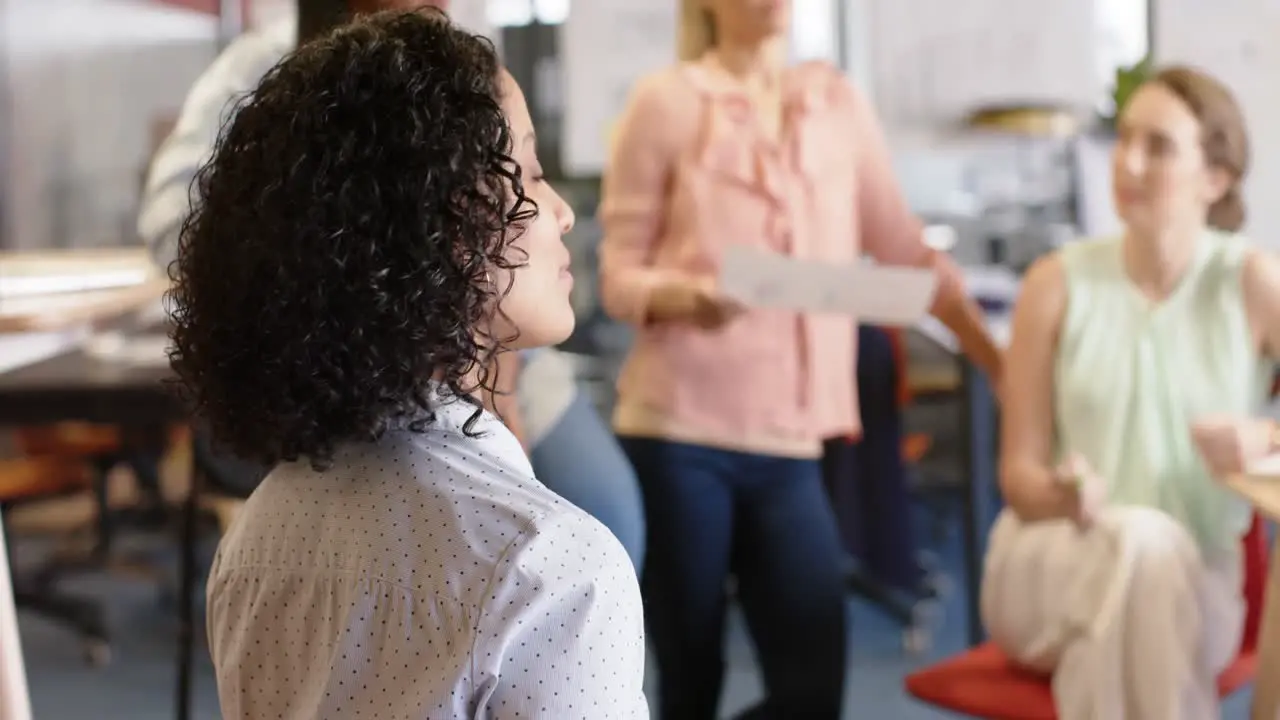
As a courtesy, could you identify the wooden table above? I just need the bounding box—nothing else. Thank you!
[0,281,167,334]
[1224,463,1280,719]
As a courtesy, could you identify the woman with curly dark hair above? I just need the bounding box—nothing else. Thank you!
[169,11,647,718]
[140,0,647,575]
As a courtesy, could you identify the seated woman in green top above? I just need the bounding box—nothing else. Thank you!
[983,65,1280,719]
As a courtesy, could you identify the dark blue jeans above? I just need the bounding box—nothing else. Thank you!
[620,437,847,720]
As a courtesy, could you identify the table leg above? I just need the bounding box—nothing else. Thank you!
[960,361,998,646]
[0,515,33,720]
[175,445,201,720]
[1253,535,1280,720]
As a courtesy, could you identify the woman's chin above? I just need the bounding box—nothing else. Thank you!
[512,311,577,351]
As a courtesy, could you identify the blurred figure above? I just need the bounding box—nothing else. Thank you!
[984,66,1280,718]
[598,0,1001,716]
[138,0,645,570]
[822,325,924,595]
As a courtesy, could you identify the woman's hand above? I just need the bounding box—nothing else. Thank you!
[1055,452,1107,529]
[647,278,745,330]
[1191,415,1276,477]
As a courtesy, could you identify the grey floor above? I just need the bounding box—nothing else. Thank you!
[14,507,1254,719]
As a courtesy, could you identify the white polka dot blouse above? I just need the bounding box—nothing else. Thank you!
[205,391,649,719]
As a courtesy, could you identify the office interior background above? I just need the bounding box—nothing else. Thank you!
[0,0,1276,718]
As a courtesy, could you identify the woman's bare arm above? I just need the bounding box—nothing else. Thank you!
[1244,249,1280,364]
[999,254,1076,521]
[1180,249,1280,474]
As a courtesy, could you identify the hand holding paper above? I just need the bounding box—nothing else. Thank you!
[718,245,937,325]
[647,277,745,330]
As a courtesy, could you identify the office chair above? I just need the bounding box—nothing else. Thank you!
[3,424,173,665]
[0,455,108,665]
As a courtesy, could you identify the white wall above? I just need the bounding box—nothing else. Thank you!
[2,0,219,250]
[789,0,839,64]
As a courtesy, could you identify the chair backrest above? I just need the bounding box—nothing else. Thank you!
[1241,513,1269,653]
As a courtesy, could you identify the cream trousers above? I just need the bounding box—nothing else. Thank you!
[981,505,1244,720]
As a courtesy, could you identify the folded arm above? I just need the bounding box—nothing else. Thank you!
[998,255,1077,521]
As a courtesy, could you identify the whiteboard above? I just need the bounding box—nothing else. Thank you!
[1154,0,1280,247]
[866,0,1099,126]
[558,0,846,176]
[559,1,678,176]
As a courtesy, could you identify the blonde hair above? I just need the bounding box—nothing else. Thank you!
[677,0,716,61]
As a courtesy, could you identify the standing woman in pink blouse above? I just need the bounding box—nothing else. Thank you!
[599,0,1003,717]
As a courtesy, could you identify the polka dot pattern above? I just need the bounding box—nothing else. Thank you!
[206,397,649,719]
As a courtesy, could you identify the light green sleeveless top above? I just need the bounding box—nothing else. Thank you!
[1054,232,1271,553]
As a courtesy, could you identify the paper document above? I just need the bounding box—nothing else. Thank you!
[718,246,937,325]
[1245,454,1280,477]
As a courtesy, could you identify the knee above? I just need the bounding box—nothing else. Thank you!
[1101,506,1194,551]
[1099,505,1199,579]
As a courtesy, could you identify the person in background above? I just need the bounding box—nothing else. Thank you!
[137,0,645,570]
[598,0,1002,716]
[821,325,929,598]
[984,65,1280,718]
[168,11,647,717]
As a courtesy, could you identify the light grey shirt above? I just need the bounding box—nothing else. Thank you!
[138,20,294,271]
[206,392,648,719]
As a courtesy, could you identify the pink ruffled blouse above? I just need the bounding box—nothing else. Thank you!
[599,58,959,458]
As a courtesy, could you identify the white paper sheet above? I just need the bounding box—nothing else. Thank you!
[1246,454,1280,477]
[718,245,937,325]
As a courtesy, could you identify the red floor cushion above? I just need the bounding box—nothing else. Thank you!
[904,642,1258,720]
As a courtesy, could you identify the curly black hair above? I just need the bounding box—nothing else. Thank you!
[168,10,536,470]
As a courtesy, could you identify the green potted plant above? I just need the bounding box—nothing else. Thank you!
[1102,55,1153,130]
